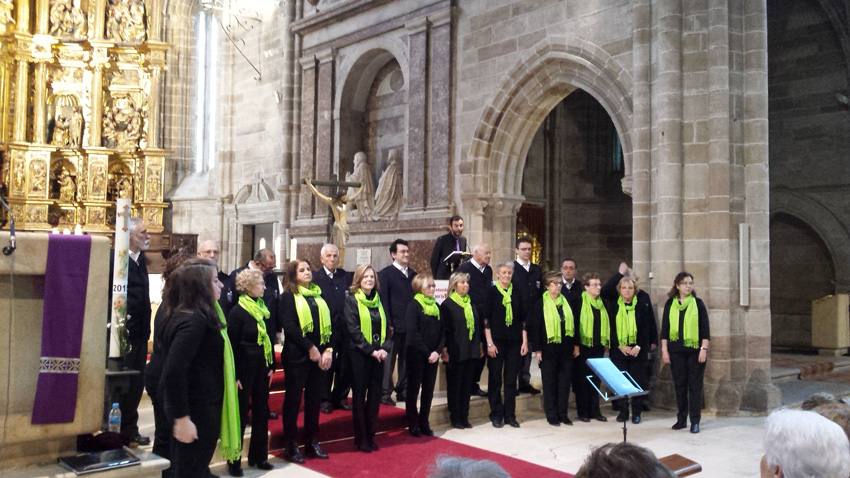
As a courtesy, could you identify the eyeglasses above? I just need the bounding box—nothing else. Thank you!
[427,283,436,288]
[680,281,694,286]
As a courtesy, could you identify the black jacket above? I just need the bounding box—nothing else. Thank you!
[279,291,338,365]
[221,264,280,336]
[570,294,611,349]
[227,296,276,380]
[311,267,352,325]
[561,278,583,303]
[455,261,493,326]
[344,293,392,356]
[126,253,152,343]
[484,284,525,342]
[405,301,446,360]
[430,233,468,279]
[378,264,417,334]
[440,298,482,363]
[600,273,658,360]
[528,295,578,353]
[512,260,542,320]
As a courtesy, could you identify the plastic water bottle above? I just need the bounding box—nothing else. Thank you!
[108,403,121,433]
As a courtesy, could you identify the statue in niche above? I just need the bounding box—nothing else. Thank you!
[51,105,82,148]
[90,164,106,197]
[102,97,142,150]
[57,168,76,201]
[372,149,404,220]
[105,0,147,43]
[69,108,83,147]
[30,161,47,194]
[48,0,87,40]
[12,157,26,194]
[146,167,160,199]
[116,177,133,199]
[345,152,375,220]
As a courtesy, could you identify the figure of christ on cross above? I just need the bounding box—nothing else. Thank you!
[303,177,366,265]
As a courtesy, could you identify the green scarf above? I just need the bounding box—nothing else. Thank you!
[616,296,637,347]
[293,283,332,345]
[355,289,386,345]
[214,302,241,462]
[496,283,514,327]
[414,293,439,317]
[543,292,574,343]
[580,291,610,348]
[237,294,273,366]
[669,294,699,349]
[450,291,475,340]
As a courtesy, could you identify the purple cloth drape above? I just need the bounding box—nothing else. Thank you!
[31,234,92,424]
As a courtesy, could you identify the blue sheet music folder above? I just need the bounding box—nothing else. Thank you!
[586,357,647,401]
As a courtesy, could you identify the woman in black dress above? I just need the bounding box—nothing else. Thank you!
[226,269,275,475]
[440,271,483,430]
[279,259,336,463]
[661,272,710,434]
[484,261,527,428]
[573,272,610,423]
[530,271,579,426]
[404,273,444,437]
[600,263,657,424]
[160,259,228,478]
[345,264,392,453]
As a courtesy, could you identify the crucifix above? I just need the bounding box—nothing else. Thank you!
[302,175,365,265]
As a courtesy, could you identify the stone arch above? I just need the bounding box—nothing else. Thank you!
[771,189,850,291]
[233,179,277,205]
[466,36,634,199]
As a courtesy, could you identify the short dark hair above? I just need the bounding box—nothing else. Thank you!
[516,236,532,248]
[254,248,275,263]
[542,271,561,289]
[582,272,600,285]
[561,258,577,268]
[389,238,409,254]
[575,442,676,478]
[449,215,463,225]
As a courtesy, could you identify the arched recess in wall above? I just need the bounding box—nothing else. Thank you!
[465,36,633,202]
[336,40,409,186]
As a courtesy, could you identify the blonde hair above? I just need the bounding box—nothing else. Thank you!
[411,273,435,295]
[447,271,470,294]
[235,268,264,294]
[350,264,380,294]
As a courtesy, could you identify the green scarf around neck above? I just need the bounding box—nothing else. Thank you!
[543,292,573,343]
[214,302,241,462]
[496,283,514,327]
[414,293,439,317]
[616,295,637,347]
[237,294,273,366]
[294,283,332,345]
[355,289,386,345]
[669,294,699,349]
[580,291,610,347]
[450,291,475,340]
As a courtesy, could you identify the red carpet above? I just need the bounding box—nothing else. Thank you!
[275,429,574,478]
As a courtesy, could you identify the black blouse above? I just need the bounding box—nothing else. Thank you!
[405,300,446,360]
[279,291,337,365]
[440,298,482,363]
[661,296,710,353]
[344,291,393,356]
[484,284,525,342]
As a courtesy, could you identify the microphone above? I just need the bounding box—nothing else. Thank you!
[0,195,16,256]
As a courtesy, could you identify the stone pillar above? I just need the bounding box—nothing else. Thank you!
[487,196,523,265]
[314,49,334,219]
[298,55,317,219]
[405,17,428,211]
[631,0,652,281]
[427,8,451,210]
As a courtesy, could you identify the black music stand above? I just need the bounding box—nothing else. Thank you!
[585,357,649,443]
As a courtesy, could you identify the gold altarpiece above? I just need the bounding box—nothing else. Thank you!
[0,0,169,233]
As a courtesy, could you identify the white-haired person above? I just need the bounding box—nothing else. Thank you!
[428,456,511,478]
[761,408,850,478]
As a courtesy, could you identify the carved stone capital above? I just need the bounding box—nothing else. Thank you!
[487,194,524,217]
[405,16,428,35]
[315,48,334,64]
[621,174,633,197]
[428,7,453,28]
[299,54,317,70]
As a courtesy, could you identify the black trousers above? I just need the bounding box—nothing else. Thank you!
[349,350,383,448]
[143,373,172,478]
[669,350,705,424]
[238,362,270,463]
[518,352,533,388]
[540,344,573,422]
[282,360,326,444]
[405,353,439,430]
[472,355,487,391]
[611,356,648,417]
[487,339,521,421]
[382,332,407,400]
[445,358,476,425]
[120,338,147,437]
[575,345,604,418]
[328,340,352,405]
[170,403,220,478]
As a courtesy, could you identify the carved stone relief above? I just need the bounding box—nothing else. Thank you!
[102,96,142,150]
[89,161,107,199]
[11,153,26,196]
[105,0,147,43]
[51,104,84,148]
[146,165,161,200]
[48,0,87,40]
[29,160,47,194]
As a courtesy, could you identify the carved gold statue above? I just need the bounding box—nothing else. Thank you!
[48,0,87,39]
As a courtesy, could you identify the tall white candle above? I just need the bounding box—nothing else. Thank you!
[109,199,132,359]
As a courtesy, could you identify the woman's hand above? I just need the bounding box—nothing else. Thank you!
[698,348,707,363]
[536,351,543,364]
[573,345,580,358]
[267,369,274,387]
[309,346,321,363]
[236,379,243,390]
[487,344,498,358]
[440,348,449,363]
[662,349,671,364]
[173,416,198,443]
[372,349,388,362]
[630,345,641,357]
[320,349,333,370]
[428,351,440,364]
[520,342,528,356]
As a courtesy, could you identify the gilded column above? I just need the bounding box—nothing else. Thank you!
[15,0,30,30]
[88,45,110,147]
[31,61,49,144]
[405,16,428,211]
[427,8,451,210]
[12,57,28,142]
[314,48,334,219]
[91,0,106,38]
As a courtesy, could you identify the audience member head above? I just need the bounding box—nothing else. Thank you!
[389,239,410,267]
[560,259,577,281]
[471,242,491,266]
[427,456,511,478]
[667,272,696,299]
[448,271,470,296]
[283,259,311,293]
[350,263,379,295]
[412,273,436,296]
[197,240,220,267]
[761,408,850,478]
[320,244,340,272]
[252,248,276,276]
[802,392,838,411]
[449,216,464,238]
[575,442,675,478]
[236,268,265,297]
[515,237,533,263]
[815,403,850,442]
[128,217,150,253]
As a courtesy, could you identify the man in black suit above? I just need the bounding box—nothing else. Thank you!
[312,244,353,413]
[429,215,467,280]
[560,259,582,302]
[197,239,229,284]
[378,239,417,405]
[221,248,280,337]
[512,236,542,395]
[455,242,493,397]
[120,217,152,445]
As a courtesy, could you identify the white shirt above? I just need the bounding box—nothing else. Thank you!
[393,261,409,277]
[562,277,575,289]
[129,250,141,264]
[469,258,486,273]
[516,258,530,271]
[324,266,335,279]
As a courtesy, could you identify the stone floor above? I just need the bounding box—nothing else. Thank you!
[130,352,850,478]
